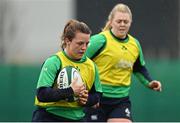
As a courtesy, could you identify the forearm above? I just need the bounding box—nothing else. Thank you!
[135,66,152,80]
[37,87,74,102]
[133,55,153,86]
[84,92,102,107]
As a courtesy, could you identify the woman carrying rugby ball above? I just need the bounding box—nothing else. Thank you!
[32,19,102,122]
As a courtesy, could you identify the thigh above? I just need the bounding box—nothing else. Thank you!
[32,108,55,122]
[32,108,79,122]
[84,107,107,122]
[108,99,132,120]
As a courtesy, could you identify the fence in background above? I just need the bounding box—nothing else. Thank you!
[0,60,180,121]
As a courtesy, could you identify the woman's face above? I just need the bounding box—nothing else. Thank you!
[110,11,132,38]
[66,32,90,60]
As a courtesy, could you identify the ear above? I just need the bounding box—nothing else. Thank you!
[109,20,112,26]
[65,38,71,45]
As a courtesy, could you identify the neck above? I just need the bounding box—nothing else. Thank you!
[64,48,81,61]
[110,29,128,40]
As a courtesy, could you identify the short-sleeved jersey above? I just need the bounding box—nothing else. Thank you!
[34,51,102,120]
[86,30,146,98]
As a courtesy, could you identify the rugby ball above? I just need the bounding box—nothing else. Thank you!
[57,66,83,89]
[57,66,83,102]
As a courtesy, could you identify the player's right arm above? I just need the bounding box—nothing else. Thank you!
[85,34,106,59]
[36,55,74,102]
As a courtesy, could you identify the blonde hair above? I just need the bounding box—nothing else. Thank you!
[103,3,132,31]
[61,19,91,49]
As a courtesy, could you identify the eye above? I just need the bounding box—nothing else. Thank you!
[76,40,89,47]
[124,20,129,24]
[86,42,89,46]
[116,20,122,24]
[77,42,83,45]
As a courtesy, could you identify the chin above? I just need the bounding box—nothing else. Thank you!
[120,32,127,36]
[77,55,83,59]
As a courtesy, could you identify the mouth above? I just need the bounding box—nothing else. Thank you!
[119,28,126,31]
[78,52,85,56]
[118,29,127,34]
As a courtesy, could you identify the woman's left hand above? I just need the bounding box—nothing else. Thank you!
[78,90,88,105]
[148,80,162,92]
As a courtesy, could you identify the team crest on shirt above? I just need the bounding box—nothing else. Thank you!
[115,59,133,69]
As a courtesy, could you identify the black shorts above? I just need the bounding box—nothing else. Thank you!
[32,107,82,122]
[84,96,132,122]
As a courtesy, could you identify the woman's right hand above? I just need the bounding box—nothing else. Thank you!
[70,77,86,96]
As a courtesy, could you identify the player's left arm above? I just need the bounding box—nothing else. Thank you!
[133,57,162,92]
[78,64,102,106]
[133,39,162,92]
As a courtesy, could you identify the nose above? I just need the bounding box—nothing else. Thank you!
[81,43,87,50]
[120,21,125,26]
